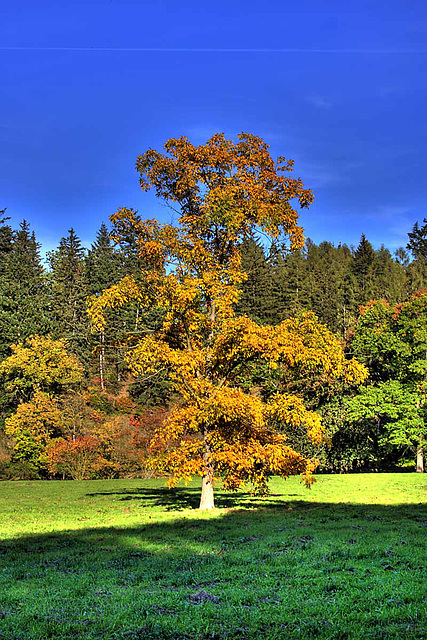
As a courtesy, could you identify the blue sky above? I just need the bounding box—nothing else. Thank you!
[1,0,427,255]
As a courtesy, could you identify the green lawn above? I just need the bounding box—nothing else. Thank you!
[0,474,426,639]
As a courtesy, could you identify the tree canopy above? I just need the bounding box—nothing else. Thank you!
[89,133,368,508]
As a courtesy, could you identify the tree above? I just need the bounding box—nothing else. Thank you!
[0,335,85,473]
[0,221,50,359]
[0,210,12,260]
[236,234,275,324]
[351,295,427,471]
[48,228,90,363]
[305,241,354,336]
[89,133,367,509]
[407,218,427,262]
[346,380,424,469]
[0,335,84,403]
[46,435,103,480]
[4,391,63,473]
[351,234,376,303]
[85,223,121,389]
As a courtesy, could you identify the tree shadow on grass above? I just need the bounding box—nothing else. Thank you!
[85,486,297,510]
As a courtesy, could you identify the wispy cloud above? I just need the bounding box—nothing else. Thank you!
[306,95,332,109]
[184,125,222,142]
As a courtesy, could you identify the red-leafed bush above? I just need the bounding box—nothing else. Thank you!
[46,436,104,480]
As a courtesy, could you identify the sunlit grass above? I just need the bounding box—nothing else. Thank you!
[0,474,426,639]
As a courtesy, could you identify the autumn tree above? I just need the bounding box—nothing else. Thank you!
[4,391,63,473]
[0,335,85,473]
[46,435,103,480]
[0,335,84,403]
[89,133,368,509]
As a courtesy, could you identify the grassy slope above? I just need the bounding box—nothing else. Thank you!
[0,474,426,639]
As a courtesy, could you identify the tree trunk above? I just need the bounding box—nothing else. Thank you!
[199,439,215,510]
[99,330,105,391]
[416,442,424,472]
[199,474,215,510]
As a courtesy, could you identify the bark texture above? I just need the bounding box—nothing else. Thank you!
[199,474,215,510]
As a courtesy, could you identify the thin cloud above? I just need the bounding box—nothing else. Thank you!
[306,95,333,109]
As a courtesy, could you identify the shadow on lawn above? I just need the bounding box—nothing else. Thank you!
[85,486,293,510]
[2,500,427,555]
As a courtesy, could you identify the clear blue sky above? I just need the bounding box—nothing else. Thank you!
[1,0,427,255]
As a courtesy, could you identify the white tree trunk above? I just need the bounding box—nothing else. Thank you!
[416,442,424,473]
[199,474,215,510]
[99,330,105,391]
[199,436,215,509]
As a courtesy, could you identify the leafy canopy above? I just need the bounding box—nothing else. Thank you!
[0,335,84,401]
[89,133,367,505]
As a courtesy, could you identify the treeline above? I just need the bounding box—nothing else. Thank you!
[0,206,426,479]
[238,232,427,336]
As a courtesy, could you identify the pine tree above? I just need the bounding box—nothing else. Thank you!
[85,223,119,295]
[48,229,90,363]
[351,234,376,303]
[85,223,121,388]
[86,217,165,391]
[373,246,407,304]
[407,218,427,262]
[271,245,309,323]
[0,210,13,260]
[0,221,50,359]
[305,241,353,336]
[236,235,275,324]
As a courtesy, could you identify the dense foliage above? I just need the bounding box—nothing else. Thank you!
[1,136,426,486]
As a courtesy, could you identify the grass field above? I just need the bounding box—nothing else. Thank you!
[0,474,426,639]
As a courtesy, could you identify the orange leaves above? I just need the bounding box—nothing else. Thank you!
[214,439,312,493]
[136,132,311,252]
[46,436,102,480]
[358,298,389,316]
[85,133,371,503]
[150,386,324,491]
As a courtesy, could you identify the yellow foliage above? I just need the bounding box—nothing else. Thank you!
[87,133,367,502]
[0,335,84,397]
[5,391,62,442]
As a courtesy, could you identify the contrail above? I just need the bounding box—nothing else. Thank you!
[0,46,426,54]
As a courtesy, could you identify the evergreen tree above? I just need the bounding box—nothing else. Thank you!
[305,241,353,335]
[0,221,50,359]
[404,220,427,294]
[373,246,407,304]
[85,223,119,295]
[407,218,427,262]
[85,223,122,388]
[236,235,274,323]
[0,210,13,260]
[86,216,164,391]
[48,229,90,364]
[271,245,309,323]
[351,234,376,303]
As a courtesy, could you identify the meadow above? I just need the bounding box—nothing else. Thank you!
[0,474,426,639]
